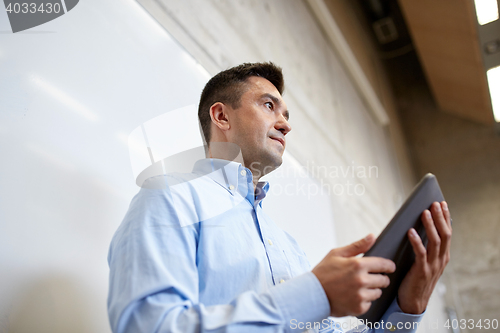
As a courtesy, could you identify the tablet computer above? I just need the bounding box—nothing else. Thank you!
[358,173,445,324]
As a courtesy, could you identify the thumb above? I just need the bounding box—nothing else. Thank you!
[331,234,376,257]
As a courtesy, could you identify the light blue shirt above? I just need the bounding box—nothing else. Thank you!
[107,158,423,333]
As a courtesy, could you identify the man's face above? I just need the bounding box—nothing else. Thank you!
[226,76,291,175]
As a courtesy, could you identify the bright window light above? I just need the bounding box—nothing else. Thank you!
[487,65,500,122]
[474,0,499,25]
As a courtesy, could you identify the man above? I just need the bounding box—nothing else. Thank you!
[107,62,452,332]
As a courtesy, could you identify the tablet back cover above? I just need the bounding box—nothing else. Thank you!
[358,174,444,324]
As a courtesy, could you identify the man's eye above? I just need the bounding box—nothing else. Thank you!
[265,102,273,109]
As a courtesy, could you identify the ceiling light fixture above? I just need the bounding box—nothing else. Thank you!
[487,65,500,122]
[474,0,499,25]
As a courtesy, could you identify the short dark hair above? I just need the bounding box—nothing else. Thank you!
[198,62,284,145]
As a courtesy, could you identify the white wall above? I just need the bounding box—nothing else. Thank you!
[0,1,211,331]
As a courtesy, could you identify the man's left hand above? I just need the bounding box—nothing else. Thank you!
[397,201,452,314]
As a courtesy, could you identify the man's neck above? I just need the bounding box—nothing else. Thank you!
[207,143,263,192]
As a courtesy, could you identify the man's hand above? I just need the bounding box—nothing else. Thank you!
[398,201,452,314]
[312,234,396,317]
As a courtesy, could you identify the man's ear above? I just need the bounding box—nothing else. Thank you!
[209,102,231,132]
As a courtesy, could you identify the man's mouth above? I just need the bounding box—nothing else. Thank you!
[270,137,285,147]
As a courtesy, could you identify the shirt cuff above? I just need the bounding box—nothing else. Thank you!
[268,272,330,332]
[381,298,425,333]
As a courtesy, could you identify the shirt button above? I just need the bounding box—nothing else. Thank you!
[279,279,285,284]
[229,185,235,190]
[267,239,273,246]
[240,170,246,176]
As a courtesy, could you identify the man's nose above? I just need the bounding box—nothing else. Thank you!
[276,116,291,135]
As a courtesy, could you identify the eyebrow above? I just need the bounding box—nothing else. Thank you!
[261,93,289,121]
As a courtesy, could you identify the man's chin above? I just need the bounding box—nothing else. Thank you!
[243,155,281,178]
[263,154,283,174]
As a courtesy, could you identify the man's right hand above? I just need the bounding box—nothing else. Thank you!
[311,234,395,317]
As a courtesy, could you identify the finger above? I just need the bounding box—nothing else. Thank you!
[360,257,396,274]
[432,202,452,257]
[422,208,441,262]
[441,202,452,262]
[332,234,376,257]
[408,228,427,266]
[358,301,372,316]
[363,273,391,289]
[441,201,452,229]
[363,288,383,302]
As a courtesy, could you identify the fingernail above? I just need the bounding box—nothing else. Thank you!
[410,228,418,237]
[435,203,441,212]
[425,210,431,219]
[442,202,448,211]
[364,234,373,241]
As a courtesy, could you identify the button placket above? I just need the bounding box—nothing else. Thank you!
[256,208,291,285]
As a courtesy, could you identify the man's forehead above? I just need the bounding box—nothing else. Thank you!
[245,76,285,102]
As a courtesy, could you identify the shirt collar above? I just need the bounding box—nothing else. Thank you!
[192,158,269,198]
[192,158,240,193]
[255,181,269,202]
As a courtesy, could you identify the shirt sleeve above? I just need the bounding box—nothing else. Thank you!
[372,298,424,333]
[107,182,331,333]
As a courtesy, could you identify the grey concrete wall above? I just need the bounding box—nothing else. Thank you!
[392,53,500,333]
[136,1,451,331]
[140,0,416,244]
